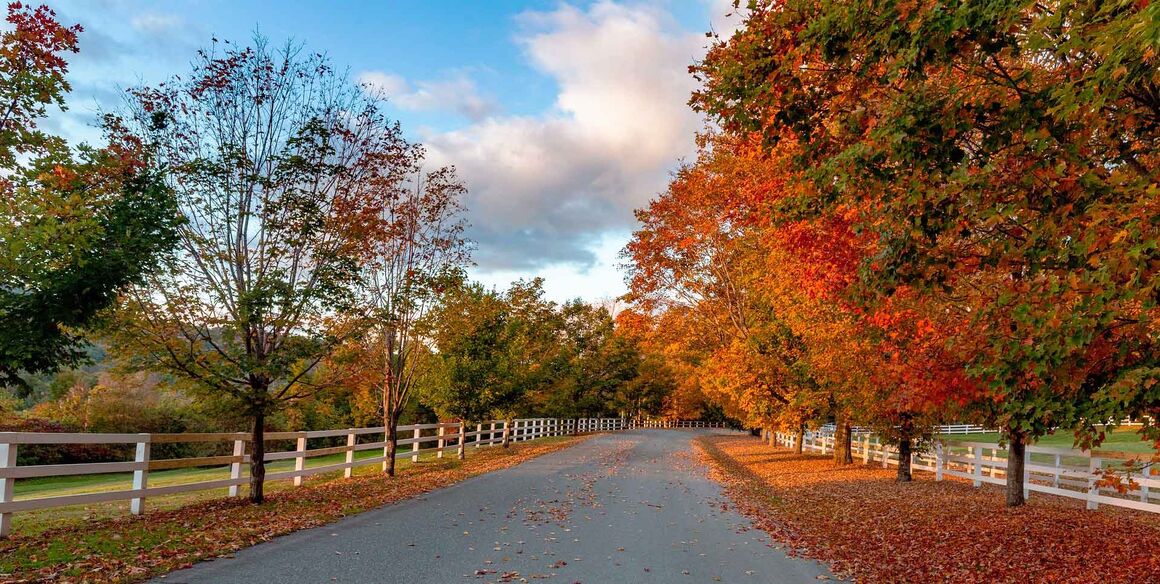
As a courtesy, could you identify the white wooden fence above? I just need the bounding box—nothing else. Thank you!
[636,419,727,429]
[0,417,631,537]
[773,429,1159,515]
[817,423,991,435]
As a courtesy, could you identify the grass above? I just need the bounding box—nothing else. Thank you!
[946,428,1154,454]
[941,427,1155,467]
[9,443,508,536]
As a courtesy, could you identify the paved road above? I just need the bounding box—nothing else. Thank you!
[156,429,830,583]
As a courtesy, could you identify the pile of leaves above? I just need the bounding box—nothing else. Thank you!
[0,437,587,583]
[697,435,1160,583]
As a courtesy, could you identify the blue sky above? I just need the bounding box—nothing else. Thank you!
[47,0,739,303]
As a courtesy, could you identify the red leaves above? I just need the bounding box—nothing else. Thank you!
[699,436,1160,583]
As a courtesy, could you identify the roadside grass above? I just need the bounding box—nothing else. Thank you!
[10,448,454,537]
[697,434,1160,583]
[0,436,587,583]
[944,427,1154,454]
[940,427,1155,467]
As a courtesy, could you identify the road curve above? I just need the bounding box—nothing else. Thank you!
[156,429,830,583]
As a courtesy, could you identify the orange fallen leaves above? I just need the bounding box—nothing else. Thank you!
[697,435,1160,583]
[0,437,587,584]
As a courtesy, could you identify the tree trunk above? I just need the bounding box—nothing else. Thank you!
[502,418,512,448]
[249,411,265,504]
[841,422,853,464]
[794,425,804,455]
[896,438,913,482]
[1006,432,1027,507]
[384,415,398,477]
[833,420,853,465]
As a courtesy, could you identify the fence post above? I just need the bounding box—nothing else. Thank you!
[437,426,445,458]
[1087,456,1102,510]
[475,423,483,448]
[935,443,944,481]
[489,421,497,445]
[229,438,245,497]
[1023,454,1031,501]
[1141,469,1151,503]
[1,439,18,537]
[344,432,356,479]
[412,427,421,462]
[862,435,870,464]
[131,434,151,515]
[1053,454,1061,488]
[881,440,889,469]
[972,446,983,487]
[458,422,466,459]
[293,433,307,487]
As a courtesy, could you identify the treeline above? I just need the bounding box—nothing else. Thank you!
[0,5,697,502]
[622,0,1158,507]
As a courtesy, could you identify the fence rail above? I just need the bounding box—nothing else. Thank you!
[816,423,992,435]
[0,416,635,536]
[773,430,1159,515]
[636,420,726,429]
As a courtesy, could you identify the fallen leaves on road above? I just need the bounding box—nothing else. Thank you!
[0,437,588,584]
[697,435,1160,583]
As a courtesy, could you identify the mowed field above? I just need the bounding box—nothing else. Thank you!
[948,428,1155,455]
[11,446,478,536]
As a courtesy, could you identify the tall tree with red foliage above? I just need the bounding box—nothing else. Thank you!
[693,0,1159,505]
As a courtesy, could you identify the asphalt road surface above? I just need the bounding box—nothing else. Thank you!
[156,429,830,583]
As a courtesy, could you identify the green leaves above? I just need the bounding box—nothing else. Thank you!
[1,38,182,393]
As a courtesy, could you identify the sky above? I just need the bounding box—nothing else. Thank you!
[46,0,741,303]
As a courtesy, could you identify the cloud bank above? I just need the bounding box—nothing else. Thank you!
[362,1,708,272]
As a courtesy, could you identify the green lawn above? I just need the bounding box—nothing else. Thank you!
[9,444,493,536]
[15,447,390,498]
[942,428,1154,468]
[946,428,1154,454]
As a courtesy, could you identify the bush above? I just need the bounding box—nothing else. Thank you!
[0,416,127,465]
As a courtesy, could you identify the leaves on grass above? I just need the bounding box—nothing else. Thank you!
[698,435,1160,583]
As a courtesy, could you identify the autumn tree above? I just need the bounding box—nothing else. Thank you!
[624,133,829,444]
[111,36,409,502]
[611,309,676,421]
[0,3,180,389]
[550,300,639,418]
[355,159,471,476]
[492,279,564,443]
[694,0,1159,505]
[422,283,511,459]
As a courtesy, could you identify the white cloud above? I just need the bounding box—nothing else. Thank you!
[359,71,498,121]
[421,1,706,272]
[359,71,411,99]
[131,13,183,34]
[706,0,747,38]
